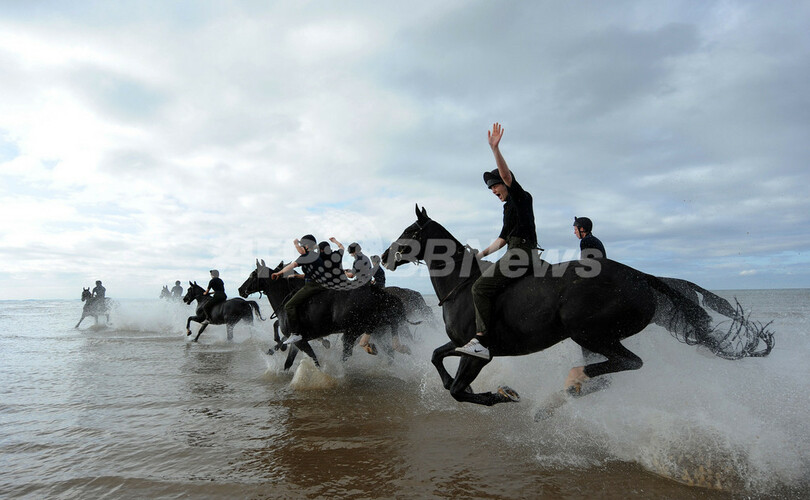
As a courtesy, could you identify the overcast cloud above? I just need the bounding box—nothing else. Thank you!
[1,1,808,299]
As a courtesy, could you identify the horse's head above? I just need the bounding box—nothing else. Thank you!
[382,205,436,270]
[81,287,91,302]
[183,281,204,304]
[238,259,283,298]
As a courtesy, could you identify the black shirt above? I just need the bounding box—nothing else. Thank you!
[92,285,106,298]
[351,253,373,284]
[498,177,538,247]
[298,250,326,283]
[207,277,226,297]
[580,234,606,259]
[372,265,386,287]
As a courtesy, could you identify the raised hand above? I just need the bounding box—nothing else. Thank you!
[488,122,504,150]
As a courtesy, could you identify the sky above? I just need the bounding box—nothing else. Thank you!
[1,1,809,300]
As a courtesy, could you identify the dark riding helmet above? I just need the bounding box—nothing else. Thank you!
[483,169,504,189]
[96,280,102,285]
[348,242,361,254]
[175,280,181,285]
[318,241,333,254]
[573,216,593,233]
[300,234,317,249]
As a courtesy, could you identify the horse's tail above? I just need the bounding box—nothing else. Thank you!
[646,275,775,360]
[678,279,739,319]
[646,274,713,345]
[248,300,266,321]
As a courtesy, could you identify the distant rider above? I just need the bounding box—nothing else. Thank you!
[202,270,227,325]
[271,235,326,344]
[456,122,539,360]
[573,216,606,259]
[171,280,184,299]
[92,280,106,300]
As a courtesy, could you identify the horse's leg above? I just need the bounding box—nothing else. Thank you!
[295,341,320,366]
[226,323,234,341]
[271,320,286,353]
[75,314,86,328]
[342,333,358,362]
[449,355,515,406]
[568,337,643,394]
[193,321,209,342]
[431,342,461,390]
[283,345,299,370]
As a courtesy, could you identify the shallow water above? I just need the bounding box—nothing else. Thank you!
[1,290,808,499]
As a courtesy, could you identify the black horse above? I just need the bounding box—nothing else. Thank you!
[183,281,265,342]
[238,260,416,369]
[75,287,110,328]
[159,285,172,300]
[383,286,435,324]
[381,206,774,406]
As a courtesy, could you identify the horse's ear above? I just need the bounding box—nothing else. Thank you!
[414,203,420,219]
[255,258,259,267]
[189,281,193,286]
[261,259,266,267]
[417,205,429,221]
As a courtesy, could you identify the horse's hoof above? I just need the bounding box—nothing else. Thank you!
[362,343,378,355]
[498,385,520,402]
[267,348,275,355]
[566,384,582,397]
[186,330,192,336]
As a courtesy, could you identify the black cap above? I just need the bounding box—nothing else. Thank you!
[348,242,361,254]
[573,216,593,233]
[483,169,504,188]
[300,234,317,247]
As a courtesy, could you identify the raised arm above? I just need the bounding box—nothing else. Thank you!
[488,122,512,187]
[293,238,306,256]
[329,237,345,251]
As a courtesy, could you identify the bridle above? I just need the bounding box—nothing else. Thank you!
[393,218,479,307]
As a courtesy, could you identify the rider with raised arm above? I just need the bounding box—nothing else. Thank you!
[456,123,539,360]
[271,235,326,344]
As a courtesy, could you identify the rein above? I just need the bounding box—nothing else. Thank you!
[395,218,479,307]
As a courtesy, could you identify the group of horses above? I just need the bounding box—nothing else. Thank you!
[76,205,776,407]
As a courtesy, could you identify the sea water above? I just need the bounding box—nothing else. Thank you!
[0,290,807,498]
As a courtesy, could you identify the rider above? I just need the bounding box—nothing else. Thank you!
[171,280,184,299]
[271,234,326,344]
[345,242,373,284]
[92,280,106,299]
[573,216,606,259]
[456,122,539,360]
[370,255,386,288]
[202,270,227,325]
[319,237,347,278]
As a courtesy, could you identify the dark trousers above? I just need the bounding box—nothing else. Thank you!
[203,294,226,320]
[284,281,325,332]
[472,240,538,342]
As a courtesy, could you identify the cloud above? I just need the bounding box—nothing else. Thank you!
[0,1,809,299]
